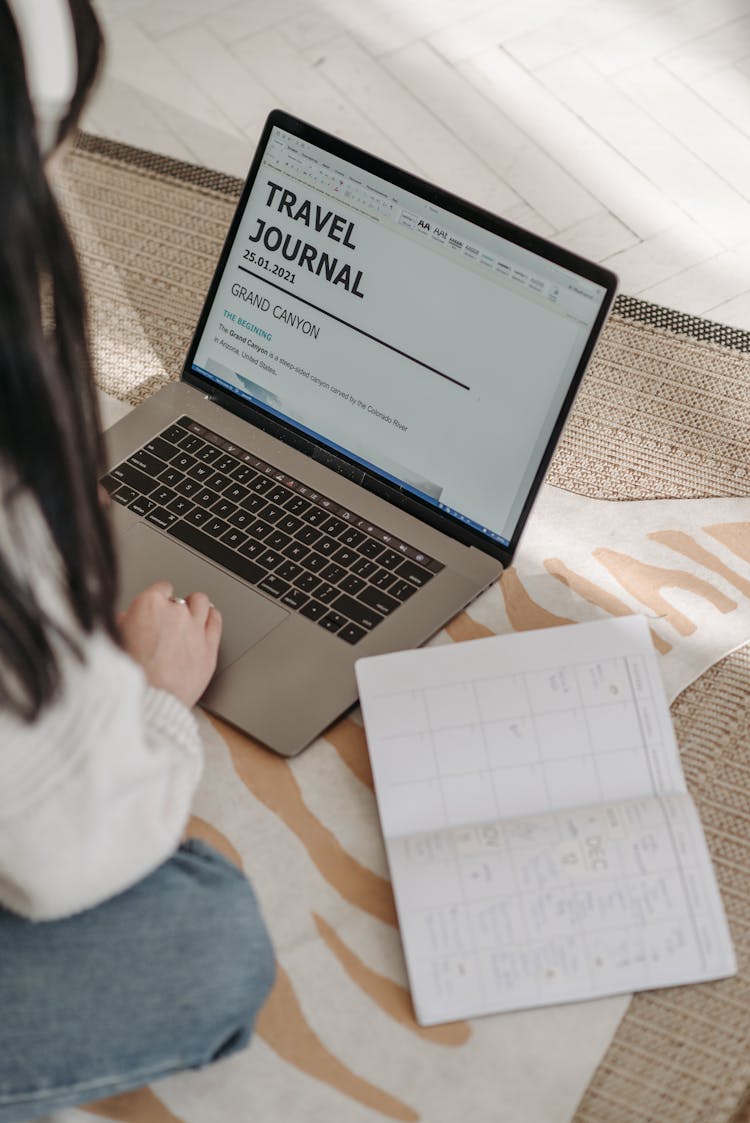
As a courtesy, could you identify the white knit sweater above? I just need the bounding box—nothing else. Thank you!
[0,483,204,921]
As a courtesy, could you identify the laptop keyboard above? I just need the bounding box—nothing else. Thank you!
[101,415,444,645]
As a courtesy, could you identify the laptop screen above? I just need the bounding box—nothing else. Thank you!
[190,118,613,551]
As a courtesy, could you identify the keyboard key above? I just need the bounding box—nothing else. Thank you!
[389,580,418,602]
[277,560,303,583]
[185,507,211,528]
[319,611,346,633]
[372,568,396,590]
[127,449,168,477]
[158,466,183,489]
[195,487,220,508]
[340,574,365,595]
[240,493,267,514]
[220,527,247,550]
[161,423,188,444]
[128,495,157,517]
[351,557,377,579]
[167,495,194,517]
[340,527,365,548]
[357,539,385,560]
[175,477,201,498]
[300,600,327,622]
[339,623,366,645]
[331,546,358,567]
[171,452,197,473]
[315,582,338,604]
[212,499,236,520]
[295,572,320,594]
[251,476,276,495]
[301,551,328,573]
[320,562,346,584]
[195,445,222,465]
[277,514,302,536]
[224,483,249,504]
[283,541,307,563]
[256,548,285,570]
[285,496,311,515]
[110,485,138,506]
[359,586,399,616]
[320,515,347,537]
[261,503,285,524]
[205,471,232,493]
[146,506,178,529]
[151,484,177,507]
[204,517,230,539]
[239,539,266,561]
[302,505,327,526]
[187,462,213,482]
[144,436,178,462]
[258,574,290,599]
[177,434,204,454]
[281,588,309,611]
[296,529,322,551]
[267,484,293,505]
[315,535,339,556]
[331,593,382,631]
[169,521,265,586]
[100,473,123,496]
[111,462,158,495]
[249,519,274,541]
[231,463,256,485]
[214,455,240,474]
[378,549,404,570]
[266,530,291,551]
[229,508,254,529]
[396,559,433,588]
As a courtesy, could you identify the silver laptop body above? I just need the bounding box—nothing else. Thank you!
[102,110,616,756]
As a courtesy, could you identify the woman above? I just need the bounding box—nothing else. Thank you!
[0,2,275,1118]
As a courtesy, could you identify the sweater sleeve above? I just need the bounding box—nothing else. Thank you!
[0,631,204,921]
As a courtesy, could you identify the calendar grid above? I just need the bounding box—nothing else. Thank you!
[357,618,734,1024]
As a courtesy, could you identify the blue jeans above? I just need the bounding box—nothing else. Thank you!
[0,840,275,1122]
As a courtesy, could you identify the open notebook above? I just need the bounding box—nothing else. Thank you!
[355,616,736,1026]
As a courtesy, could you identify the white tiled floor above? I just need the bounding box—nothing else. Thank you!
[83,0,750,330]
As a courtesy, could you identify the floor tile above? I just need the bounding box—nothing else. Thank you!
[583,0,749,78]
[82,0,750,331]
[159,23,278,135]
[615,60,750,207]
[555,212,640,262]
[660,13,750,84]
[98,16,240,136]
[538,52,750,247]
[83,75,195,163]
[706,287,750,329]
[638,245,750,313]
[230,29,406,163]
[602,220,721,294]
[460,49,682,238]
[695,66,750,141]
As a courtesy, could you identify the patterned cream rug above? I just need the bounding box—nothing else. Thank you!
[47,134,750,1123]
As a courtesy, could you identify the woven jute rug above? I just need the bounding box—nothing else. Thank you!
[54,133,750,1123]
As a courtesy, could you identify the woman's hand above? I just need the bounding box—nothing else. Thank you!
[118,581,222,708]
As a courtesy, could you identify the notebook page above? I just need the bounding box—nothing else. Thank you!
[385,793,736,1024]
[355,616,685,842]
[356,616,735,1024]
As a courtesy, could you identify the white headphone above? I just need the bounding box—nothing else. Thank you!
[7,0,78,153]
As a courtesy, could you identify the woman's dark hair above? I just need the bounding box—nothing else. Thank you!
[0,0,118,721]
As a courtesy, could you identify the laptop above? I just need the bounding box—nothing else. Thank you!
[101,109,617,757]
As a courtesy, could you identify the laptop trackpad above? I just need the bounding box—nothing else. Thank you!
[117,523,288,672]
